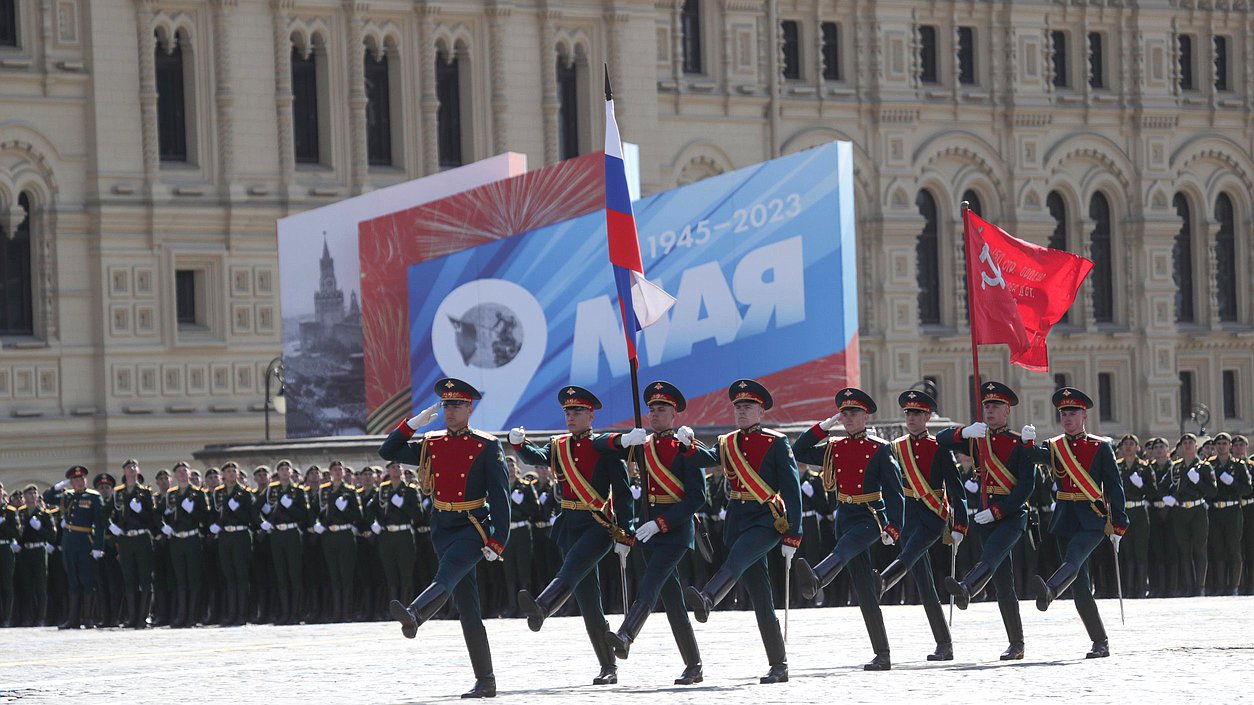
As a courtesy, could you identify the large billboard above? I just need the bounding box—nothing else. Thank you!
[404,142,858,429]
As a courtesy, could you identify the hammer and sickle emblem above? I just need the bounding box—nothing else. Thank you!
[978,242,1006,290]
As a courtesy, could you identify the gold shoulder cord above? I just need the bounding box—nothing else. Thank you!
[417,437,433,497]
[822,442,837,492]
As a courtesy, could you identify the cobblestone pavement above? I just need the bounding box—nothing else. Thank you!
[1,596,1251,704]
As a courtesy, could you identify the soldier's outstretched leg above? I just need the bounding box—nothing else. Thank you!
[682,567,735,623]
[605,543,688,660]
[391,582,450,639]
[516,577,573,633]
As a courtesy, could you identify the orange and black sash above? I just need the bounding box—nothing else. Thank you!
[1049,435,1103,501]
[643,436,685,501]
[893,436,949,521]
[975,433,1016,492]
[553,435,610,513]
[718,432,789,533]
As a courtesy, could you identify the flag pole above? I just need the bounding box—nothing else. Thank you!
[961,201,982,423]
[605,63,644,430]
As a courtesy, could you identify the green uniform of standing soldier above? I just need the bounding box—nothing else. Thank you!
[209,461,254,626]
[257,459,309,624]
[1233,436,1254,594]
[1115,435,1156,598]
[109,459,156,628]
[163,462,208,627]
[0,485,19,627]
[502,461,541,617]
[57,465,107,630]
[1207,433,1251,595]
[15,486,56,625]
[314,461,362,622]
[1162,433,1217,596]
[373,462,421,612]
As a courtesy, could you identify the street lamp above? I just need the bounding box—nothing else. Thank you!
[264,356,286,441]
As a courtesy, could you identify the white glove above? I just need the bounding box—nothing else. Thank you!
[91,549,104,559]
[635,520,660,543]
[209,524,221,535]
[180,498,195,513]
[1110,533,1122,551]
[164,506,173,515]
[880,531,895,545]
[780,544,797,561]
[718,508,727,521]
[8,541,18,554]
[621,428,647,447]
[951,530,964,547]
[161,525,174,536]
[675,426,694,445]
[613,542,631,559]
[45,543,55,555]
[974,509,995,525]
[407,402,441,430]
[313,522,325,534]
[962,422,988,439]
[1129,472,1144,489]
[1220,471,1234,486]
[481,545,501,561]
[1186,468,1200,484]
[371,521,382,534]
[228,498,240,511]
[55,479,70,491]
[1020,424,1036,442]
[538,492,548,505]
[261,501,272,515]
[129,499,143,513]
[819,414,840,431]
[801,482,815,498]
[390,494,404,508]
[508,427,525,444]
[335,496,348,512]
[630,485,642,500]
[61,519,68,529]
[260,520,273,531]
[280,494,293,509]
[1050,501,1056,512]
[1162,495,1178,507]
[511,490,525,505]
[964,478,980,494]
[108,523,123,537]
[29,516,42,531]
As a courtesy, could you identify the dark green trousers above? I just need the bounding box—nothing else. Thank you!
[218,530,252,591]
[118,533,154,592]
[1174,506,1209,593]
[320,530,356,592]
[378,529,416,602]
[170,535,203,591]
[16,547,47,624]
[270,528,303,595]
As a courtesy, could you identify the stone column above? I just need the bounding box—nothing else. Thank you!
[418,5,439,174]
[272,1,295,195]
[487,2,511,154]
[212,0,238,198]
[346,2,369,193]
[540,8,559,164]
[134,1,160,190]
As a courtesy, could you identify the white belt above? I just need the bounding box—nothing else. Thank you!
[1151,501,1167,509]
[222,525,250,533]
[1211,501,1241,509]
[273,522,301,531]
[1125,500,1148,509]
[802,510,817,519]
[22,542,45,549]
[416,526,430,534]
[122,529,151,537]
[171,529,199,538]
[533,521,550,528]
[326,523,353,532]
[384,524,412,533]
[509,520,531,529]
[1242,499,1254,507]
[1177,500,1206,509]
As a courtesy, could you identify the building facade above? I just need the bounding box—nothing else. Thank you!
[1,0,1251,486]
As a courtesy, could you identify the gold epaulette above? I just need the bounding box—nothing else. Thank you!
[759,428,786,438]
[424,430,448,439]
[46,507,60,514]
[379,480,393,487]
[85,489,100,496]
[269,481,281,487]
[114,484,126,492]
[355,487,364,493]
[470,429,497,442]
[866,434,889,446]
[319,482,332,489]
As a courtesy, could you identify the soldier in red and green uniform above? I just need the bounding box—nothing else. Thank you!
[792,387,904,671]
[599,381,706,686]
[940,381,1037,661]
[1026,388,1128,658]
[682,379,802,684]
[511,385,634,686]
[382,378,510,700]
[874,390,968,661]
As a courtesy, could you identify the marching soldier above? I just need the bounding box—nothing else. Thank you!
[163,462,207,628]
[315,461,363,622]
[681,379,802,684]
[1235,435,1254,594]
[1026,388,1128,658]
[874,390,968,661]
[940,382,1037,661]
[1208,433,1251,595]
[257,459,309,624]
[110,459,156,629]
[381,378,510,699]
[1116,435,1156,598]
[0,484,17,627]
[56,466,107,629]
[501,458,540,618]
[511,386,634,686]
[92,472,123,627]
[209,461,254,626]
[792,388,904,670]
[600,381,706,686]
[1162,433,1217,596]
[373,460,421,617]
[1145,437,1176,596]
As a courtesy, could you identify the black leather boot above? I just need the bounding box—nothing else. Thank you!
[605,600,651,660]
[998,600,1025,660]
[759,621,788,684]
[672,619,703,685]
[862,606,891,671]
[589,623,618,685]
[795,553,846,601]
[236,587,250,625]
[1086,640,1110,658]
[1033,562,1080,612]
[945,561,993,610]
[923,600,953,660]
[876,559,910,599]
[518,577,573,633]
[462,628,497,698]
[390,582,450,639]
[186,590,201,627]
[170,590,188,629]
[683,568,736,624]
[80,593,97,629]
[58,594,81,630]
[133,589,152,629]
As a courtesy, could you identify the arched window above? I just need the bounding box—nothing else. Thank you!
[557,56,580,160]
[0,192,33,335]
[436,47,465,169]
[680,0,702,74]
[365,44,394,166]
[292,38,321,164]
[1215,193,1238,322]
[1172,193,1194,323]
[1089,192,1114,322]
[156,29,190,163]
[1047,191,1071,323]
[917,190,941,325]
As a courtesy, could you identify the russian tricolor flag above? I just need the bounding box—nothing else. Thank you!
[604,72,675,361]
